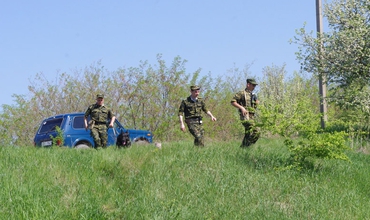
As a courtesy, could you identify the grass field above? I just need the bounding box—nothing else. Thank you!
[0,138,369,219]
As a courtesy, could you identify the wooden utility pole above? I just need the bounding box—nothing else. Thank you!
[316,0,328,128]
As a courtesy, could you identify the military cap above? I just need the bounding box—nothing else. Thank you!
[246,78,258,85]
[96,94,104,99]
[190,85,201,91]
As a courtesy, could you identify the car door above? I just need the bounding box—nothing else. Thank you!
[65,115,94,147]
[107,119,122,146]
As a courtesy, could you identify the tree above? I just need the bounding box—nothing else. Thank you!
[258,64,320,137]
[294,0,370,129]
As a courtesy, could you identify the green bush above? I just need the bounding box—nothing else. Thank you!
[50,126,64,147]
[284,131,351,170]
[258,94,351,170]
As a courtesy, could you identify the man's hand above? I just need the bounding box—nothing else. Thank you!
[109,117,116,128]
[84,118,88,131]
[241,107,250,120]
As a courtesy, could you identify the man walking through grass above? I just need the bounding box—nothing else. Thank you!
[231,79,260,148]
[84,94,116,149]
[178,85,217,147]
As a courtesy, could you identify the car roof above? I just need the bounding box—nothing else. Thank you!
[43,112,85,121]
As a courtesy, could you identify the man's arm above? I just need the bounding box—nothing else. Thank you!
[231,101,249,120]
[206,111,217,121]
[84,105,91,130]
[178,100,186,132]
[109,116,116,128]
[179,115,186,132]
[84,117,89,131]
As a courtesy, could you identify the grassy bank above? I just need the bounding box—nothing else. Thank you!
[0,138,369,219]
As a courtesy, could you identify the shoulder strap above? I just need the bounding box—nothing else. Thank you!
[243,90,250,120]
[244,90,247,104]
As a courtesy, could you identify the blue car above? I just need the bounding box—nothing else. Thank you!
[33,112,153,148]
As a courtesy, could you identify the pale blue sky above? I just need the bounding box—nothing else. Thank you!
[1,0,320,107]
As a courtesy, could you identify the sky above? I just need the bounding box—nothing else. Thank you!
[1,0,320,107]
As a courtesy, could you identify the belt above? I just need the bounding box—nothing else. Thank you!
[185,117,201,124]
[185,117,200,121]
[95,121,106,125]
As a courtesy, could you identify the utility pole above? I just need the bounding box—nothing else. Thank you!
[316,0,328,129]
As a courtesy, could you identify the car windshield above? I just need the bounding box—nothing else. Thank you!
[39,118,63,134]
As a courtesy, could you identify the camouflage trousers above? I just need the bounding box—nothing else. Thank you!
[186,121,205,147]
[241,119,260,147]
[91,124,108,149]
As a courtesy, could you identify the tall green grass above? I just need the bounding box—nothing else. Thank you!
[0,139,369,219]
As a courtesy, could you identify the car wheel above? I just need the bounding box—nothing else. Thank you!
[75,144,90,149]
[134,140,149,145]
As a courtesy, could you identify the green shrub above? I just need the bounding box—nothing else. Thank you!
[50,126,64,147]
[284,131,351,170]
[258,97,351,170]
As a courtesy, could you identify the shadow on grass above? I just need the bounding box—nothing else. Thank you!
[236,145,290,171]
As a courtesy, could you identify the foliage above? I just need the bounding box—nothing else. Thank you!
[325,117,370,150]
[50,126,64,147]
[256,66,351,170]
[0,95,37,147]
[258,64,320,138]
[258,92,352,170]
[258,100,319,138]
[293,0,370,130]
[295,0,370,88]
[284,132,351,170]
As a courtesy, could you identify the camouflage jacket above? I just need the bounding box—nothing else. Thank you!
[84,104,115,123]
[178,96,209,119]
[231,89,258,116]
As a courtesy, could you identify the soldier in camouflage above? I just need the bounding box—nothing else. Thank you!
[231,79,260,148]
[179,85,217,147]
[84,94,116,149]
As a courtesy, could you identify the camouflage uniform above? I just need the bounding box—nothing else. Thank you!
[231,89,260,147]
[84,103,115,149]
[179,96,209,147]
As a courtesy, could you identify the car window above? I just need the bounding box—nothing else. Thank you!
[39,118,63,133]
[73,116,87,129]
